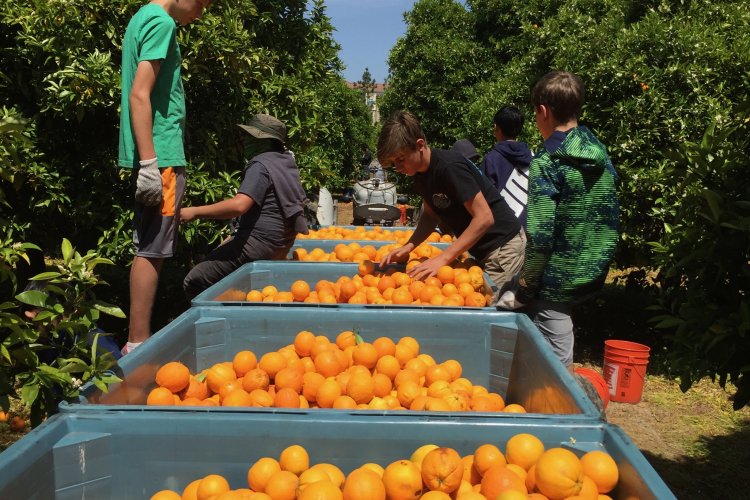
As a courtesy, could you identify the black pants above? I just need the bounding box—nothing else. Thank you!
[183,233,290,300]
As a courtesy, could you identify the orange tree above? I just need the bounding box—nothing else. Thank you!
[0,0,372,328]
[383,0,750,404]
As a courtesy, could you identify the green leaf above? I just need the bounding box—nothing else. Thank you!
[32,271,62,280]
[21,382,40,405]
[61,238,73,263]
[15,290,48,308]
[92,301,126,318]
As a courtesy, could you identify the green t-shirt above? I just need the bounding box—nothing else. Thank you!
[118,3,186,168]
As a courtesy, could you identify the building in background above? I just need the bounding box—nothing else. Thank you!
[348,81,387,123]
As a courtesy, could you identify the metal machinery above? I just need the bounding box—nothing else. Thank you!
[352,160,403,225]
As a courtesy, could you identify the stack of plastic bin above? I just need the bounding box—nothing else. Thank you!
[0,226,677,498]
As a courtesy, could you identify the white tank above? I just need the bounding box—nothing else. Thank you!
[353,178,397,207]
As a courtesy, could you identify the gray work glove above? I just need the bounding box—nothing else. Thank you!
[497,290,525,310]
[135,157,163,206]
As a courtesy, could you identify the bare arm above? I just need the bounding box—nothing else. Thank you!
[129,60,161,161]
[180,194,255,223]
[380,202,438,265]
[408,191,493,280]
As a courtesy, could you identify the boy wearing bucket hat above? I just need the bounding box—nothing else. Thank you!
[180,114,309,300]
[497,72,619,368]
[118,0,214,355]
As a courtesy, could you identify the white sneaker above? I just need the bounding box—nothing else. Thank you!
[120,341,143,355]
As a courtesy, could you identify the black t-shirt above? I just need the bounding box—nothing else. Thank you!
[413,149,521,260]
[237,163,295,247]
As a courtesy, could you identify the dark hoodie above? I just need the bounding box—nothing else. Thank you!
[480,140,533,225]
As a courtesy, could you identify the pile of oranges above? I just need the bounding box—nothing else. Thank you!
[150,438,620,500]
[147,331,525,413]
[297,226,454,244]
[244,263,491,308]
[290,241,461,264]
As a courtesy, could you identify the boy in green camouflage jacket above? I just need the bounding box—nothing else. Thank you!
[498,71,619,368]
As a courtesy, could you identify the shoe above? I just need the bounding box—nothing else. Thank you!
[120,341,143,355]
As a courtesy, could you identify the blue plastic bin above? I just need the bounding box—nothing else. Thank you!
[0,411,675,499]
[60,307,602,419]
[191,261,495,309]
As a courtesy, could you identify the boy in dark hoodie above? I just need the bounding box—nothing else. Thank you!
[180,114,308,300]
[481,106,533,227]
[498,72,619,369]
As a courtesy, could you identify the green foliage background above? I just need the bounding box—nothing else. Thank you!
[382,0,750,404]
[0,0,373,331]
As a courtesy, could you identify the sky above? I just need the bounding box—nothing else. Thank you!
[323,0,416,84]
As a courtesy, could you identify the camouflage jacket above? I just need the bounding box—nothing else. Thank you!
[517,126,619,303]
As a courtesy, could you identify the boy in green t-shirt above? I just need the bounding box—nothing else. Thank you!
[118,0,212,354]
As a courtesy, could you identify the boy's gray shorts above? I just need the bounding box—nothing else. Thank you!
[528,298,574,367]
[133,167,186,258]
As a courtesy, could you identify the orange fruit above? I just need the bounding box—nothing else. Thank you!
[302,371,325,403]
[358,259,376,276]
[461,455,482,485]
[206,363,238,394]
[197,474,230,500]
[222,388,253,407]
[464,292,487,308]
[375,354,401,380]
[420,492,451,500]
[396,380,421,408]
[150,490,181,500]
[424,364,451,386]
[394,368,420,388]
[181,479,201,500]
[232,350,258,377]
[249,389,274,407]
[408,280,426,299]
[291,280,311,301]
[352,342,379,369]
[346,372,375,404]
[179,376,209,401]
[312,463,346,488]
[372,337,397,357]
[436,266,455,284]
[440,360,462,381]
[242,368,270,392]
[394,345,417,367]
[246,290,264,302]
[314,350,343,378]
[502,404,526,413]
[578,475,599,499]
[382,460,423,500]
[534,448,584,499]
[261,285,278,297]
[316,378,343,408]
[343,467,386,500]
[248,457,281,492]
[275,367,304,393]
[372,372,393,397]
[265,470,299,500]
[579,450,619,493]
[505,433,545,471]
[377,275,397,293]
[392,287,414,305]
[480,465,527,498]
[404,358,427,378]
[147,386,176,406]
[332,395,358,409]
[298,480,343,500]
[275,387,302,408]
[259,352,288,380]
[297,467,332,496]
[279,444,310,475]
[398,337,420,355]
[294,331,316,357]
[473,444,506,476]
[420,447,463,493]
[336,330,358,349]
[155,361,190,393]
